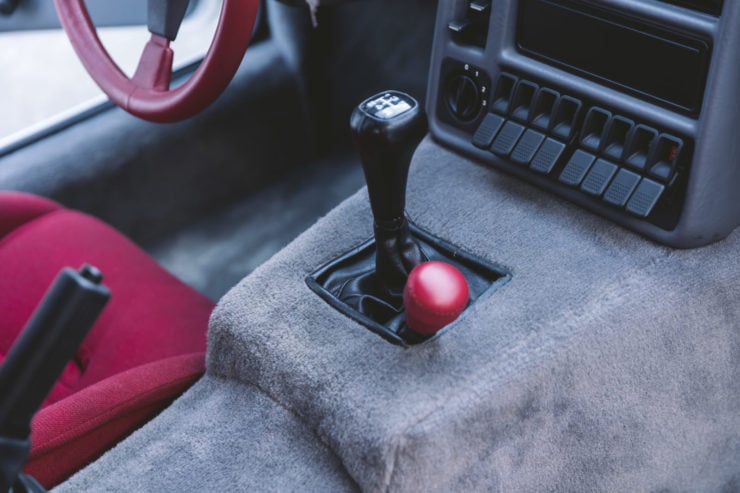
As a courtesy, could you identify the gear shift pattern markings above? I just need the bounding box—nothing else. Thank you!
[363,93,413,120]
[307,91,510,346]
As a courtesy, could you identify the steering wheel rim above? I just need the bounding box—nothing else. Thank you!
[53,0,259,123]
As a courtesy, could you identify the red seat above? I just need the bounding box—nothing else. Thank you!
[0,192,214,488]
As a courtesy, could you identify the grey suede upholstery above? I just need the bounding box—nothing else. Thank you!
[59,138,740,492]
[57,376,358,492]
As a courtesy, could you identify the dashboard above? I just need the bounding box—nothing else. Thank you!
[427,0,740,248]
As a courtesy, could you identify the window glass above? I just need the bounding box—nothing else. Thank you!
[0,2,219,141]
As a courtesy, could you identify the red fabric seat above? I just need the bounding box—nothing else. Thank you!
[0,192,214,487]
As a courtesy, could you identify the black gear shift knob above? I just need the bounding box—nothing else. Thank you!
[350,91,428,291]
[350,91,428,228]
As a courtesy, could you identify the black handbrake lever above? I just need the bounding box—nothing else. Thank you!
[0,265,110,493]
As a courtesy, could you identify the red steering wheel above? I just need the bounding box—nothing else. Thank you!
[53,0,259,123]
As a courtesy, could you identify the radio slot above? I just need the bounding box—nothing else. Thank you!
[517,0,711,115]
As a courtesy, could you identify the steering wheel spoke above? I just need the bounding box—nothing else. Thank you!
[132,35,173,92]
[53,0,258,122]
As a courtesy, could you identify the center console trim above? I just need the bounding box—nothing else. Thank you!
[427,0,740,248]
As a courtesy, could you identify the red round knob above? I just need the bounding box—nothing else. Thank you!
[403,261,470,336]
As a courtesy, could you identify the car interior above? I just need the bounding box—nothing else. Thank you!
[0,0,738,491]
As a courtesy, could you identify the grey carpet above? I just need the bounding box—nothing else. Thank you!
[57,376,358,492]
[146,153,364,300]
[59,137,740,492]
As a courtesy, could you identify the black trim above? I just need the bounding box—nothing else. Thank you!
[660,0,723,16]
[516,0,712,116]
[306,223,511,347]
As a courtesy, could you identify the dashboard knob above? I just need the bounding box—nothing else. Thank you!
[446,74,481,122]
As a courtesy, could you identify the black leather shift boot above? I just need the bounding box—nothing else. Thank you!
[307,224,510,346]
[374,218,427,295]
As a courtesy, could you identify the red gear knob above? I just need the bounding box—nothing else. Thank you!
[403,261,470,336]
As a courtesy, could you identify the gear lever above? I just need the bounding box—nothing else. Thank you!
[350,91,428,292]
[307,91,505,345]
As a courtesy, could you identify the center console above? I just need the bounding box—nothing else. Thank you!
[428,0,740,248]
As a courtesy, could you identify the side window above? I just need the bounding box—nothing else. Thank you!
[0,0,218,142]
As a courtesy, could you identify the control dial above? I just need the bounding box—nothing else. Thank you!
[439,61,490,127]
[446,74,481,122]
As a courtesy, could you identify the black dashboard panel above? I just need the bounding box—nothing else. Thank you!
[427,0,740,248]
[660,0,723,15]
[517,0,711,115]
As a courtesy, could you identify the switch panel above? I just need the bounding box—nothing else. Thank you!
[437,58,492,131]
[428,0,740,248]
[453,71,692,227]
